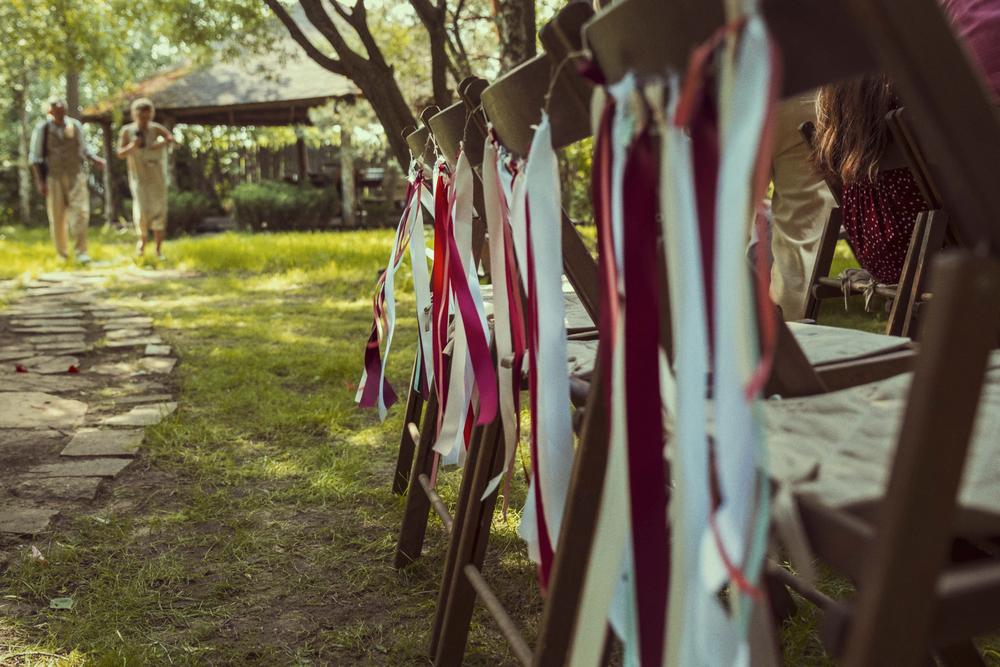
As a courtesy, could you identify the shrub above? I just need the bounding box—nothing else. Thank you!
[230,180,339,232]
[167,190,221,237]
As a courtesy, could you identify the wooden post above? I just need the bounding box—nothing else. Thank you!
[296,132,309,185]
[340,127,356,226]
[100,121,117,228]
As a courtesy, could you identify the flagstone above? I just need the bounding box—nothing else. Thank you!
[106,337,162,349]
[11,476,103,501]
[61,428,144,457]
[0,374,96,393]
[20,334,85,345]
[0,429,65,457]
[25,356,80,375]
[105,328,153,340]
[26,458,132,478]
[114,393,174,405]
[103,317,153,329]
[0,392,87,429]
[0,349,36,362]
[32,344,90,356]
[4,309,85,319]
[12,325,87,335]
[0,507,59,534]
[90,360,145,377]
[145,344,171,356]
[141,357,177,374]
[25,285,83,297]
[102,402,176,426]
[10,319,84,328]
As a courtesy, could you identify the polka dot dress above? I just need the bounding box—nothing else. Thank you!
[841,167,930,284]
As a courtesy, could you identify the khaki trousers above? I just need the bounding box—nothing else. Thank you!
[769,94,834,320]
[46,172,90,258]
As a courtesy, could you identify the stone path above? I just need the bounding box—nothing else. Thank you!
[0,271,179,549]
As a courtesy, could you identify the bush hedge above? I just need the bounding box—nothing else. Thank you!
[230,180,339,231]
[167,190,221,237]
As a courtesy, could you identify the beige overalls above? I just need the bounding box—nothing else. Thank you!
[44,122,91,258]
[769,94,836,320]
[120,122,169,236]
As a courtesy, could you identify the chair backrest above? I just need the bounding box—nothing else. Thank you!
[885,107,943,210]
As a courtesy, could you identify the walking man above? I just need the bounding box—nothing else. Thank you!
[117,98,173,259]
[29,96,105,263]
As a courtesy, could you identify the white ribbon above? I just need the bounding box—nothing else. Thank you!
[410,180,435,391]
[482,136,518,498]
[518,114,576,557]
[658,77,718,667]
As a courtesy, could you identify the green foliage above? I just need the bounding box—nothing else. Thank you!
[166,189,220,237]
[230,180,339,232]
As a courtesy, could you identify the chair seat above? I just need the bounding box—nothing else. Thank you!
[764,351,1000,534]
[786,321,911,366]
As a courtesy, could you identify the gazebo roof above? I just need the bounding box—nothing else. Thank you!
[83,15,359,126]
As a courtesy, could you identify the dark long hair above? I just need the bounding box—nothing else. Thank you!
[811,75,899,185]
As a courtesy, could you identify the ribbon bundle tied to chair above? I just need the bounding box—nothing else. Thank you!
[571,3,781,664]
[357,164,433,420]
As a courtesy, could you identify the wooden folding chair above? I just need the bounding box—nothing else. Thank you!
[755,0,1000,662]
[799,114,947,339]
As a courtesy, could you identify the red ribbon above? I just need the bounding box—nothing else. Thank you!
[623,122,670,667]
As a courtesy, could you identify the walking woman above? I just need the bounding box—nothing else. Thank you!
[118,97,173,259]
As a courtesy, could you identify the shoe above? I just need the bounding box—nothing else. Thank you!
[156,254,166,261]
[76,253,91,264]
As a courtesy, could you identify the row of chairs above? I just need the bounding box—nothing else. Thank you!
[368,0,1000,664]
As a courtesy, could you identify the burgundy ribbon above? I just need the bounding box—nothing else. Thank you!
[443,202,498,426]
[623,123,669,667]
[431,166,453,434]
[358,180,420,410]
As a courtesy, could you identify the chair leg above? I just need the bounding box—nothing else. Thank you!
[533,353,611,665]
[394,386,441,569]
[433,416,505,667]
[902,210,949,339]
[842,253,1000,667]
[804,207,844,322]
[886,212,928,336]
[428,420,487,655]
[392,356,426,495]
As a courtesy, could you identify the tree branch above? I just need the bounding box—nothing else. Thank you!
[263,0,347,74]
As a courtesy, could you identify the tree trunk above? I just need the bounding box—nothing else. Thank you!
[428,21,453,107]
[349,63,417,170]
[410,1,454,107]
[66,68,80,118]
[340,128,356,227]
[15,73,32,225]
[493,0,536,70]
[266,0,416,171]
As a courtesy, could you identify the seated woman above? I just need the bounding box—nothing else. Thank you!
[810,75,929,285]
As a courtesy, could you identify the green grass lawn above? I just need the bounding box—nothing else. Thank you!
[0,224,897,665]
